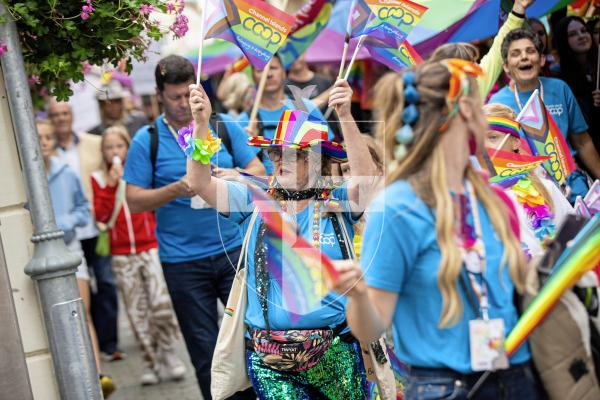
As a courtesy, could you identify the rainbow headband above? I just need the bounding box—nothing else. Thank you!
[486,116,520,138]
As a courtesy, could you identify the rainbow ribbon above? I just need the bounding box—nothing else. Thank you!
[505,215,600,356]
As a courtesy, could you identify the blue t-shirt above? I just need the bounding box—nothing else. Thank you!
[124,114,259,263]
[360,181,530,373]
[238,99,333,175]
[225,181,358,330]
[488,77,588,154]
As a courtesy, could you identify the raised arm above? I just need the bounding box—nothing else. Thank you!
[328,79,379,214]
[186,84,232,214]
[126,180,193,214]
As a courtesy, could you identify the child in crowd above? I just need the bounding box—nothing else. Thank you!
[38,120,115,397]
[91,125,185,386]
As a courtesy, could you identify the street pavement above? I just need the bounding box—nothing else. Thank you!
[102,308,203,400]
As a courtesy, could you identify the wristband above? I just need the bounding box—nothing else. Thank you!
[511,10,525,18]
[177,123,221,165]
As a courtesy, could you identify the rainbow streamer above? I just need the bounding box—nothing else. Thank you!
[517,89,576,185]
[278,0,336,68]
[505,215,600,357]
[249,187,340,317]
[205,0,294,69]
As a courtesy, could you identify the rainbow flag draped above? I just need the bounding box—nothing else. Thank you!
[278,0,336,68]
[248,187,340,318]
[363,37,423,72]
[516,89,576,186]
[486,148,549,187]
[204,0,294,69]
[347,0,427,48]
[505,215,600,356]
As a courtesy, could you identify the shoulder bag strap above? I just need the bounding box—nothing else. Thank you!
[106,179,127,230]
[237,208,259,273]
[334,212,356,261]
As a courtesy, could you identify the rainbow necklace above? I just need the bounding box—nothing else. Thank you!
[511,177,555,243]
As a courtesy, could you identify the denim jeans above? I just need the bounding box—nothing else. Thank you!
[81,236,119,354]
[162,247,255,400]
[405,363,543,400]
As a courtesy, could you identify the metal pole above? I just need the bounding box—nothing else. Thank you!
[0,5,101,400]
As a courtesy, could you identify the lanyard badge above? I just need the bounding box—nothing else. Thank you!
[458,182,509,371]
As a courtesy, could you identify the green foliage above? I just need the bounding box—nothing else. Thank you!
[2,1,181,103]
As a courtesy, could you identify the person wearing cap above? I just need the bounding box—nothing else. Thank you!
[90,79,149,137]
[184,77,378,398]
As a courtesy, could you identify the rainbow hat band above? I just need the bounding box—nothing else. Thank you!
[486,116,521,138]
[248,110,348,162]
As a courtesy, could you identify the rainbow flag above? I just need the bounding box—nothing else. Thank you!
[505,215,600,357]
[248,187,340,317]
[486,148,549,186]
[362,0,428,48]
[205,0,294,69]
[363,38,423,72]
[278,0,336,68]
[517,89,576,186]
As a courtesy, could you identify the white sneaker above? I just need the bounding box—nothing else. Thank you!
[159,350,186,381]
[140,366,159,386]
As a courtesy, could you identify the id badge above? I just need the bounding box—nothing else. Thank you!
[469,318,509,371]
[190,195,208,209]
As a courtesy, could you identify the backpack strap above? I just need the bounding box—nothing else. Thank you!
[148,122,159,188]
[210,112,233,157]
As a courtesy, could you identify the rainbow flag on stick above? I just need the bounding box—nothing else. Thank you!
[205,0,294,69]
[363,38,423,72]
[516,89,576,185]
[248,187,340,318]
[278,0,336,68]
[505,215,600,357]
[486,148,548,187]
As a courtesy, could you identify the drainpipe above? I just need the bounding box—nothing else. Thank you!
[0,5,101,399]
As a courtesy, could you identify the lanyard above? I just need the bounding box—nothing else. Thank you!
[459,181,490,320]
[163,117,183,141]
[513,79,544,111]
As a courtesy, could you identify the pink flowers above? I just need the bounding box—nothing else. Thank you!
[81,0,95,20]
[0,42,7,57]
[28,75,41,85]
[139,4,155,14]
[170,14,189,37]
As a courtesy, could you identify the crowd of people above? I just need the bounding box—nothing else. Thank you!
[35,0,600,399]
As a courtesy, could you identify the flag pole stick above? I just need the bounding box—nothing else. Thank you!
[490,134,511,160]
[596,44,599,91]
[248,0,289,135]
[195,0,206,86]
[338,37,350,79]
[323,35,365,119]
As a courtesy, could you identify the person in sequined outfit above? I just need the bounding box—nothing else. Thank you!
[185,77,379,399]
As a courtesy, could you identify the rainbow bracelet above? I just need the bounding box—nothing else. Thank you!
[177,123,221,165]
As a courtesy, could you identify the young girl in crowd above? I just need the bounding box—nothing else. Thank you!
[335,60,542,399]
[184,78,378,398]
[37,120,114,396]
[91,126,185,386]
[554,16,600,156]
[483,103,573,256]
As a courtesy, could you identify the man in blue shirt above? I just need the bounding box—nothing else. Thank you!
[124,55,262,398]
[241,54,333,175]
[489,28,600,200]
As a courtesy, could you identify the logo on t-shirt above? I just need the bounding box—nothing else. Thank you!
[320,233,336,247]
[546,104,564,117]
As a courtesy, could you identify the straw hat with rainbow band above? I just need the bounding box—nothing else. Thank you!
[247,110,348,163]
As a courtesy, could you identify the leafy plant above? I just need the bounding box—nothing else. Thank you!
[0,0,189,103]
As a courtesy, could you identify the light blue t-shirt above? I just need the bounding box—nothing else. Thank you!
[488,77,588,155]
[360,181,530,374]
[124,114,259,263]
[238,99,333,175]
[225,181,358,330]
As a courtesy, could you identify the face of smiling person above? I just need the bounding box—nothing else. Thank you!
[267,148,312,190]
[567,20,592,54]
[503,38,544,88]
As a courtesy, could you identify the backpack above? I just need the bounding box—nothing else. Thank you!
[148,113,232,188]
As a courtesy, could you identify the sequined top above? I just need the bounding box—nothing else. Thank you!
[224,180,360,330]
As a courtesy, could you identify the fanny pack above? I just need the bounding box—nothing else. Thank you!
[247,322,350,372]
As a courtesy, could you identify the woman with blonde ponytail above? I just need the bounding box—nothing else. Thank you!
[334,60,542,399]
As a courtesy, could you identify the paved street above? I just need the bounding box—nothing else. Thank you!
[102,308,203,400]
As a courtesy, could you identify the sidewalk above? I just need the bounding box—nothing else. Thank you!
[102,310,203,400]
